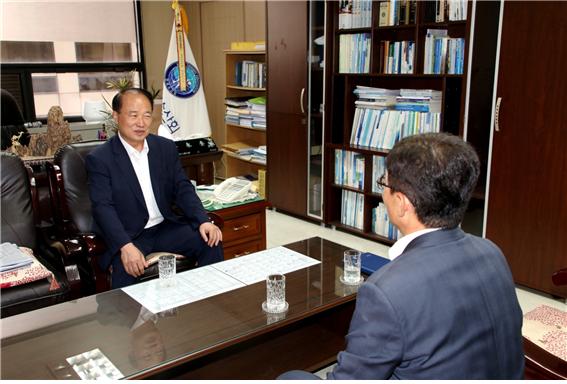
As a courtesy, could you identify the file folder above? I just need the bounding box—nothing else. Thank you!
[361,252,390,275]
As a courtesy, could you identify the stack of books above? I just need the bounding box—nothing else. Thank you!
[222,142,267,165]
[349,85,441,149]
[246,96,266,129]
[225,96,266,129]
[395,88,442,113]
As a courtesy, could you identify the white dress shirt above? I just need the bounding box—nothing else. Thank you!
[118,134,164,229]
[388,227,441,260]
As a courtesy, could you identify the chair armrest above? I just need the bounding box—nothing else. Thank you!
[74,232,111,293]
[552,268,567,286]
[44,230,111,294]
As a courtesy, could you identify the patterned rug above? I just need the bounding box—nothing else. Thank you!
[523,304,567,361]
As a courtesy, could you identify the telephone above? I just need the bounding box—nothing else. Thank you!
[213,177,252,203]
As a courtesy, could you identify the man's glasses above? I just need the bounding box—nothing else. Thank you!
[376,173,393,190]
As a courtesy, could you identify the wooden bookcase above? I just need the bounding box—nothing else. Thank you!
[223,50,267,191]
[324,1,472,244]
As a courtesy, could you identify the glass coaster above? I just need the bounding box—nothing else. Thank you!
[262,301,289,314]
[339,275,364,286]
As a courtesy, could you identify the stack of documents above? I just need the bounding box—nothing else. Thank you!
[0,243,33,272]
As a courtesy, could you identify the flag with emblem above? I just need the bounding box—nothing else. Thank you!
[160,0,211,140]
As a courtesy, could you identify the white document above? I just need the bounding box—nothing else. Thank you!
[211,246,321,285]
[122,265,245,314]
[122,246,320,313]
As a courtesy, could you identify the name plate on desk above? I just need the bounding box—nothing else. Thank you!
[175,137,218,155]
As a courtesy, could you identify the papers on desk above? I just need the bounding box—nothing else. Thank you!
[122,246,320,314]
[122,265,245,314]
[0,243,33,272]
[213,246,320,285]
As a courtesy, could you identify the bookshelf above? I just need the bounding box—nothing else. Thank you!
[223,50,267,195]
[324,0,471,245]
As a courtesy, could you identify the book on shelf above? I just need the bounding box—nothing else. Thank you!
[334,149,365,190]
[372,203,400,240]
[257,169,266,198]
[230,41,265,51]
[223,143,267,165]
[338,0,372,29]
[246,96,266,111]
[225,96,266,127]
[423,29,465,75]
[225,96,251,107]
[371,156,387,194]
[221,141,254,153]
[234,60,266,88]
[350,86,441,149]
[447,0,467,21]
[423,0,467,23]
[339,33,371,73]
[341,189,364,230]
[378,0,416,27]
[380,40,415,74]
[378,2,389,26]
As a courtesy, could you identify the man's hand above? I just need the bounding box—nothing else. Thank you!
[120,242,148,277]
[199,222,222,247]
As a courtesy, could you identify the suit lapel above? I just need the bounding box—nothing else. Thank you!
[146,135,162,206]
[111,136,146,209]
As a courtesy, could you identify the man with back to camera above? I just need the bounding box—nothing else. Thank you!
[86,88,223,289]
[279,132,524,379]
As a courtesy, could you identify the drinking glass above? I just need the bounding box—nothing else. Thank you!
[262,273,288,313]
[341,249,362,285]
[158,254,176,287]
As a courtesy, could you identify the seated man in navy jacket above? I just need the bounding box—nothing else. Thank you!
[279,133,524,379]
[86,88,223,288]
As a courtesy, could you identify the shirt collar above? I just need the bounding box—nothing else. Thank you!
[388,227,441,260]
[118,132,148,156]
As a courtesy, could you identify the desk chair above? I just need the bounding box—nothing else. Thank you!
[47,141,223,293]
[0,152,69,317]
[523,268,567,379]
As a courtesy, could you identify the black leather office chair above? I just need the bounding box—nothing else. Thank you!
[0,152,69,318]
[0,89,29,151]
[48,140,223,293]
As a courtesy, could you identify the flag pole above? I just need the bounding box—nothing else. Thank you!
[172,0,187,92]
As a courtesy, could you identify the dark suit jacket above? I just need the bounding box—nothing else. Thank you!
[329,228,524,379]
[86,134,209,269]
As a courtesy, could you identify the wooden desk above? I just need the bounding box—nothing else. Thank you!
[0,238,360,379]
[212,200,268,259]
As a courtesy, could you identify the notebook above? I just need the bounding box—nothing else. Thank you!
[361,252,390,275]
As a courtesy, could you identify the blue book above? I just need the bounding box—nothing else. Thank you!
[361,252,390,275]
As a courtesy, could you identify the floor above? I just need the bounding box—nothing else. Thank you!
[265,209,566,378]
